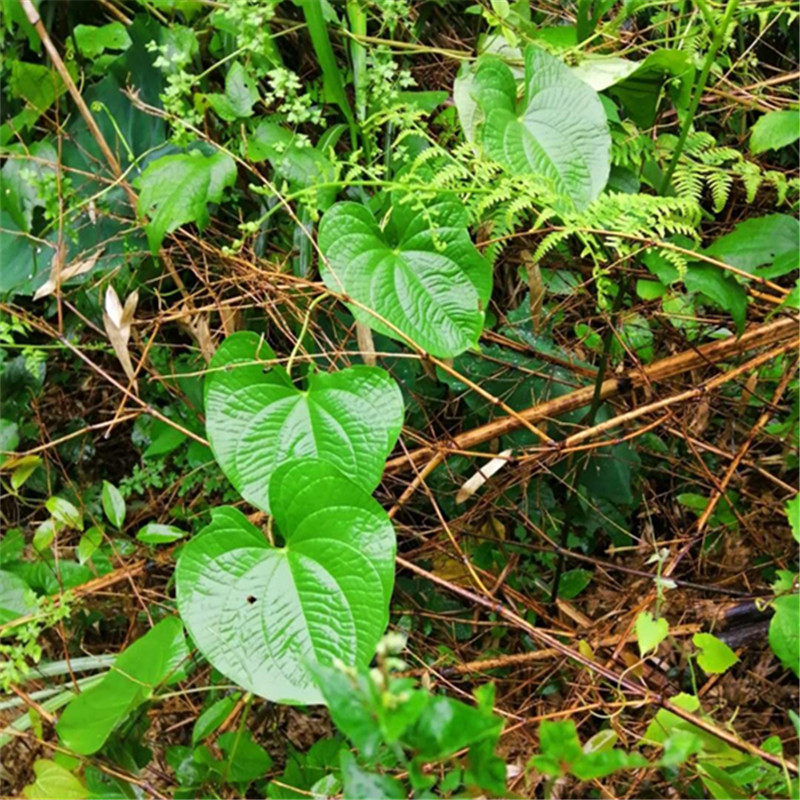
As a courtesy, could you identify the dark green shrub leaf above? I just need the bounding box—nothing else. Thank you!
[318,198,491,357]
[205,332,403,512]
[176,459,396,704]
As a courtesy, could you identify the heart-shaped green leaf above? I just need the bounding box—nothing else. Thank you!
[318,197,491,358]
[176,458,396,704]
[205,332,403,512]
[473,44,611,210]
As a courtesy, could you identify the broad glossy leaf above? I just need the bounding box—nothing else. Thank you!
[473,45,611,209]
[136,149,237,253]
[205,332,403,511]
[57,617,188,754]
[340,751,406,800]
[318,198,491,357]
[176,458,396,704]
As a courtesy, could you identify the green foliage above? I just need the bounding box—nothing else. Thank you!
[23,759,87,800]
[176,459,396,703]
[769,595,799,677]
[2,0,798,795]
[750,110,800,154]
[309,648,506,796]
[528,719,647,781]
[57,617,188,754]
[471,44,611,209]
[136,149,237,253]
[635,610,670,656]
[693,633,739,674]
[318,196,491,357]
[205,332,403,511]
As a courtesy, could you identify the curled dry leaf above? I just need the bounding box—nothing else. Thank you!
[103,285,139,388]
[456,448,513,504]
[34,248,104,301]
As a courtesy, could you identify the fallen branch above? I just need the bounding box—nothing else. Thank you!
[386,316,798,474]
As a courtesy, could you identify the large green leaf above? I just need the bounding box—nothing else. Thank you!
[607,49,695,127]
[684,265,747,333]
[318,197,491,357]
[176,458,396,704]
[205,332,403,512]
[703,214,799,275]
[750,109,800,154]
[57,617,188,754]
[136,149,237,253]
[472,44,611,209]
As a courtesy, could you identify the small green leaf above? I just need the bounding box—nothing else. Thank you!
[136,523,187,544]
[136,149,237,253]
[216,731,273,782]
[192,695,238,745]
[73,22,131,59]
[11,455,41,490]
[786,495,799,543]
[750,109,800,154]
[205,332,403,512]
[207,62,259,120]
[693,633,738,674]
[57,617,188,755]
[101,481,126,529]
[176,458,396,704]
[318,197,491,357]
[635,611,669,656]
[33,518,56,552]
[769,594,799,677]
[23,759,87,800]
[77,526,103,565]
[0,418,20,465]
[472,44,611,209]
[45,497,83,531]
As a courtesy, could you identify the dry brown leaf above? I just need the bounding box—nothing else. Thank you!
[103,285,139,388]
[34,249,104,301]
